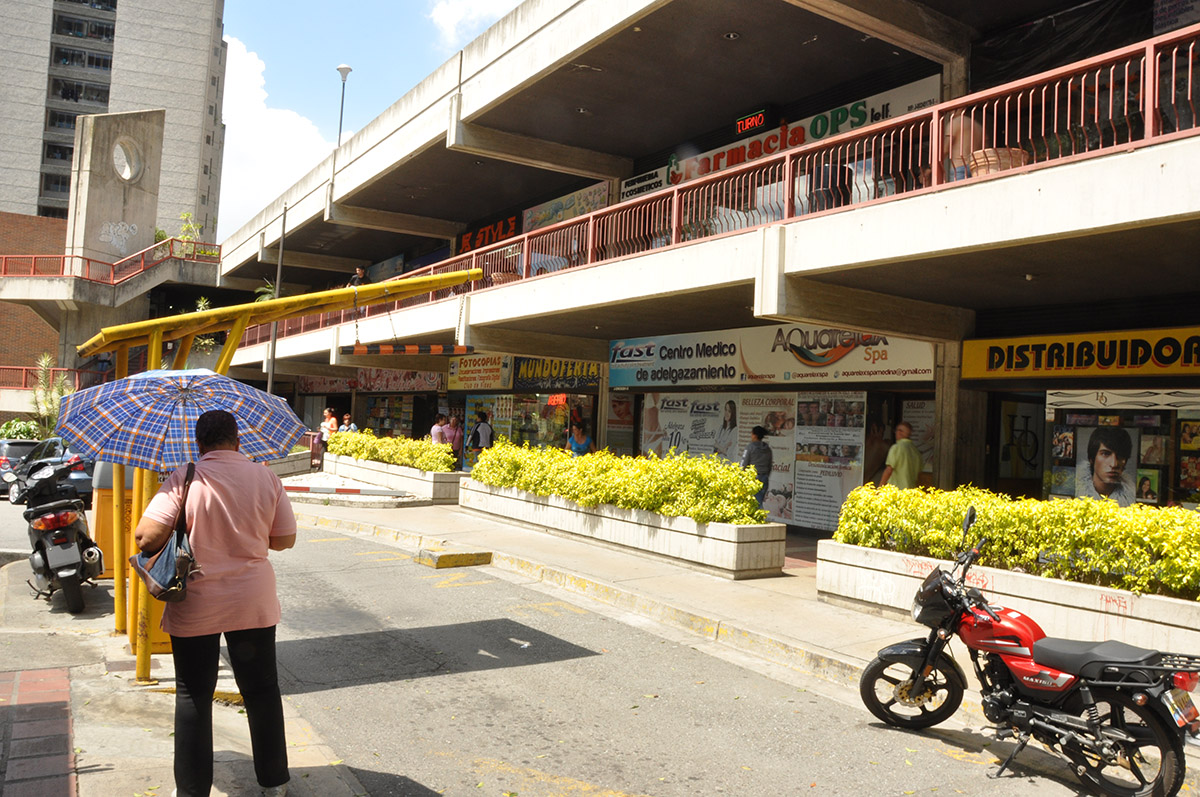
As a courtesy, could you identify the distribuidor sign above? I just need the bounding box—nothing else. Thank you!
[962,327,1200,380]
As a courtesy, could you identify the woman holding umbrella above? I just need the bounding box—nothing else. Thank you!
[134,410,295,797]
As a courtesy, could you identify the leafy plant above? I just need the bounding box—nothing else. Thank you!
[254,280,277,302]
[470,437,765,525]
[0,418,43,440]
[30,353,71,437]
[327,429,455,473]
[189,297,217,355]
[836,484,1200,600]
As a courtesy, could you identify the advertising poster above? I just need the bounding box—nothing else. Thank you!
[523,182,609,232]
[296,368,442,394]
[463,394,513,472]
[1075,426,1139,507]
[639,392,724,457]
[999,400,1045,480]
[449,355,513,391]
[610,323,934,389]
[792,392,866,532]
[606,395,635,456]
[901,399,936,474]
[737,394,797,524]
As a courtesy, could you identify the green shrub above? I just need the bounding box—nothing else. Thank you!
[0,418,43,440]
[836,484,1200,600]
[327,430,455,473]
[470,437,766,525]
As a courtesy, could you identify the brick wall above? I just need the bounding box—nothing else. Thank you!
[0,211,65,374]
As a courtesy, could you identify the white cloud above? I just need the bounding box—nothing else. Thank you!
[216,37,335,241]
[428,0,519,50]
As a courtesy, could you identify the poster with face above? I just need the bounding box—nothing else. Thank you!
[793,391,866,532]
[1075,426,1138,507]
[737,394,797,525]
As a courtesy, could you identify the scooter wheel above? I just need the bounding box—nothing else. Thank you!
[59,573,85,614]
[859,656,964,729]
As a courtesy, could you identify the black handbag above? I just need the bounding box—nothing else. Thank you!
[129,463,201,602]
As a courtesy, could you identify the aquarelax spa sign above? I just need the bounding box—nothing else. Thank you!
[619,75,939,201]
[608,323,934,388]
[963,327,1200,380]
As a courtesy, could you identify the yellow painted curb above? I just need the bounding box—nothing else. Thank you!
[414,549,493,568]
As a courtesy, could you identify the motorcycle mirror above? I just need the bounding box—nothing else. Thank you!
[31,465,55,480]
[961,506,976,538]
[1,471,15,483]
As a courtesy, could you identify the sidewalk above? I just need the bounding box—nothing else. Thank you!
[0,557,365,797]
[291,502,918,689]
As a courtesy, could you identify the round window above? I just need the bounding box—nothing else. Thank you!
[112,138,142,182]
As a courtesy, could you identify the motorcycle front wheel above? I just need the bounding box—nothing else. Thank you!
[58,573,85,614]
[1063,687,1183,797]
[859,656,964,729]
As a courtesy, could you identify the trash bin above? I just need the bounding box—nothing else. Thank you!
[91,461,134,579]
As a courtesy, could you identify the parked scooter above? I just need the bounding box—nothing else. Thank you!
[3,461,103,613]
[860,506,1200,796]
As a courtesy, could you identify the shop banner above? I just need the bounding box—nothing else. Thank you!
[902,399,937,474]
[449,355,513,391]
[640,393,724,458]
[792,392,866,532]
[297,368,443,395]
[523,182,609,232]
[513,357,602,391]
[1046,388,1200,411]
[610,323,934,388]
[1155,0,1200,33]
[619,75,939,200]
[737,394,797,524]
[606,394,635,456]
[963,327,1200,380]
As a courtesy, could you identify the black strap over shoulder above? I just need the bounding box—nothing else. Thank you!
[174,462,195,542]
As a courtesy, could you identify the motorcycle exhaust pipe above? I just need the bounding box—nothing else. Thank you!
[82,546,101,565]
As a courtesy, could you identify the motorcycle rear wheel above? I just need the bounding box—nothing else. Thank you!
[59,573,85,614]
[1063,687,1183,797]
[859,656,964,729]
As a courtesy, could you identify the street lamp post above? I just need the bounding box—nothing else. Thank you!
[330,64,352,189]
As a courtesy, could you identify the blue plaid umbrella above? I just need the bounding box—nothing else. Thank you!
[57,368,306,471]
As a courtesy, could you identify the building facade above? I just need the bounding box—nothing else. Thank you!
[0,0,226,236]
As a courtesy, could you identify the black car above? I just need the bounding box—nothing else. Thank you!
[0,439,38,498]
[10,437,94,509]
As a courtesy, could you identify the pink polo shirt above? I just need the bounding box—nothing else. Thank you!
[142,449,296,637]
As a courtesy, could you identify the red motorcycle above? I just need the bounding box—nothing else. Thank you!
[860,507,1200,796]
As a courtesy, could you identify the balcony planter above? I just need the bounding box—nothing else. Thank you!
[459,478,786,580]
[816,540,1200,652]
[265,451,309,479]
[322,452,460,502]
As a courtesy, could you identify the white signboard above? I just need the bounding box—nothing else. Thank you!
[793,392,866,532]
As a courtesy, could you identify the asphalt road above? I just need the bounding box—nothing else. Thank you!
[0,492,29,553]
[271,526,1089,797]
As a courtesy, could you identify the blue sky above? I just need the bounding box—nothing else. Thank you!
[217,0,521,240]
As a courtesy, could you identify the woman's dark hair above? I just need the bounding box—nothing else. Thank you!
[196,410,238,450]
[722,400,737,430]
[751,425,767,439]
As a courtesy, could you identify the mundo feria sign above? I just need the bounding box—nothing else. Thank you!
[608,324,934,388]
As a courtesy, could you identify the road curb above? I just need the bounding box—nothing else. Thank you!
[293,511,870,691]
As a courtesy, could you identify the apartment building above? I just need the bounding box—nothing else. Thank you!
[0,0,226,237]
[204,0,1197,528]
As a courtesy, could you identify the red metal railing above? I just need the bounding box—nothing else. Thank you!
[0,237,221,285]
[0,367,111,391]
[241,23,1200,349]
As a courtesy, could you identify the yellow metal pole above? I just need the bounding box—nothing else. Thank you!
[127,467,144,650]
[135,330,163,684]
[112,344,129,634]
[172,334,194,369]
[213,313,251,375]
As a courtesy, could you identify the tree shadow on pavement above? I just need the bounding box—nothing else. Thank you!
[276,618,598,695]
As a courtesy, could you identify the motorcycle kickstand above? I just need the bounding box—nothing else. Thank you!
[26,580,51,600]
[990,730,1031,779]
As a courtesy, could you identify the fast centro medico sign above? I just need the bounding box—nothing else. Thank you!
[608,323,934,388]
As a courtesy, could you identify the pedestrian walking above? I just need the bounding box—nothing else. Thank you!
[564,421,595,456]
[430,413,447,444]
[880,421,922,489]
[741,425,773,507]
[133,410,296,797]
[443,415,464,468]
[468,410,494,454]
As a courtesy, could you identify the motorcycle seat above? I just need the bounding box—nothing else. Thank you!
[1033,637,1159,678]
[22,498,85,521]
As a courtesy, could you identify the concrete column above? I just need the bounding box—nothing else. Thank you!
[597,364,610,448]
[933,341,986,489]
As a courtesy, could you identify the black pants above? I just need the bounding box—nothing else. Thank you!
[171,626,289,796]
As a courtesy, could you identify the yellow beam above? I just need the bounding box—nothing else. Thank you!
[172,334,194,369]
[112,343,129,634]
[214,313,251,375]
[77,269,481,357]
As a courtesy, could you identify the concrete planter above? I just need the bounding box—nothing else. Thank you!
[459,479,786,580]
[266,451,310,479]
[817,540,1200,652]
[322,452,460,502]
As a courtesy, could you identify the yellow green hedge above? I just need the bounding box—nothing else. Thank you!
[471,437,766,525]
[327,430,455,473]
[836,484,1200,600]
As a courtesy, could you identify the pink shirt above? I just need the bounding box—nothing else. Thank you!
[142,449,296,637]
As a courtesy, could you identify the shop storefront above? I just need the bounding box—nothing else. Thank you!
[296,368,445,439]
[609,323,937,529]
[449,354,602,470]
[963,326,1200,509]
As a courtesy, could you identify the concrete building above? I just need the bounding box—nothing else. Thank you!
[0,0,226,237]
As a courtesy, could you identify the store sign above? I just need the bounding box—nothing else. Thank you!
[963,327,1200,380]
[523,182,608,233]
[448,355,513,391]
[512,356,601,391]
[297,368,443,394]
[459,214,520,253]
[609,323,934,388]
[619,75,939,201]
[1155,0,1200,33]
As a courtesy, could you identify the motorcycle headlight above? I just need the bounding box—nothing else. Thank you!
[911,599,922,622]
